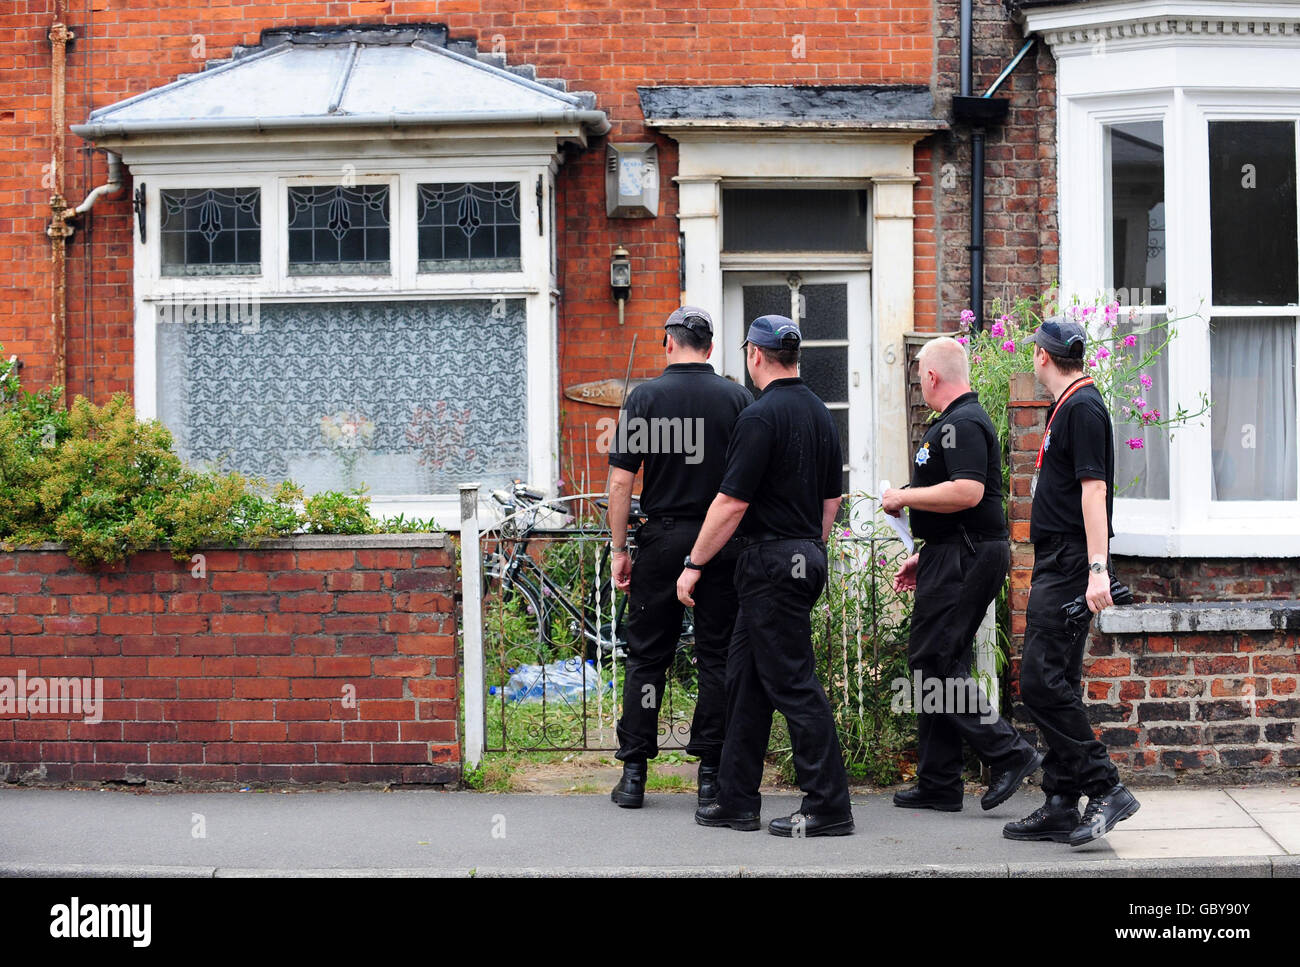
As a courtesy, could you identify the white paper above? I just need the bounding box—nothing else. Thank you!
[879,479,915,555]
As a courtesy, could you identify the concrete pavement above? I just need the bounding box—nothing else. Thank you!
[1,784,1298,877]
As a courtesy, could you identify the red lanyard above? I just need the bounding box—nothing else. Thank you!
[1036,377,1094,470]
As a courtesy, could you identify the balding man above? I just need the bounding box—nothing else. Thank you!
[882,337,1041,814]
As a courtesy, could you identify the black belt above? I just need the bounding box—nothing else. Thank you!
[740,531,823,546]
[1034,532,1087,549]
[645,516,704,530]
[923,529,1006,546]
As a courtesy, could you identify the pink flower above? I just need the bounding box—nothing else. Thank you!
[1121,406,1132,418]
[1104,302,1120,324]
[842,528,852,537]
[957,335,969,345]
[1132,397,1147,409]
[1088,357,1098,368]
[1002,339,1016,352]
[1123,334,1137,348]
[1126,438,1144,450]
[1096,346,1111,360]
[990,321,1006,338]
[1139,373,1153,388]
[1082,305,1097,317]
[972,354,982,363]
[959,309,975,332]
[999,313,1012,326]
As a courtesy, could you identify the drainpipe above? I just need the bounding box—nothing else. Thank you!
[46,19,74,402]
[72,152,123,215]
[952,12,1032,333]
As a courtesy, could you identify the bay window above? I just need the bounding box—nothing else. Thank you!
[1031,0,1300,555]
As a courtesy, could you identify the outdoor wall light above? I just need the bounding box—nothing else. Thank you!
[610,244,631,326]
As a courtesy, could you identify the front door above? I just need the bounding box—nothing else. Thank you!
[721,271,872,496]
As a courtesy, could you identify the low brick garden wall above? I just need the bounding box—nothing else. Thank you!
[1085,603,1300,781]
[0,535,460,787]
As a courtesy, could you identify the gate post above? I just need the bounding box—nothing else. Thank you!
[459,483,485,769]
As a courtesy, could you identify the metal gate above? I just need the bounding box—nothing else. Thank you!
[461,483,697,758]
[460,484,997,773]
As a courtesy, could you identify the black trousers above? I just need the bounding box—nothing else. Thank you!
[615,518,741,766]
[1020,536,1120,800]
[908,539,1033,797]
[717,539,851,817]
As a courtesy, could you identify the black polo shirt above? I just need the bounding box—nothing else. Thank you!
[908,391,1008,542]
[607,362,753,519]
[1029,377,1115,543]
[718,377,843,540]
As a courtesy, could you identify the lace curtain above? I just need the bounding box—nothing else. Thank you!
[157,299,529,495]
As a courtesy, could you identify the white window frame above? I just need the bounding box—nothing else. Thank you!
[129,152,559,528]
[1031,0,1300,557]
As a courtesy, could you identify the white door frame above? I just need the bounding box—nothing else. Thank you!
[665,129,923,488]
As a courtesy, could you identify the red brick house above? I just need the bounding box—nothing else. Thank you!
[4,1,951,525]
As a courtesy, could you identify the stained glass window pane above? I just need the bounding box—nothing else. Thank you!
[417,182,522,273]
[160,188,261,277]
[156,300,528,495]
[287,185,391,276]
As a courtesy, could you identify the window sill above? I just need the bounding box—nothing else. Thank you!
[1097,600,1300,635]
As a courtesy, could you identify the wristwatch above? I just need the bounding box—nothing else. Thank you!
[683,555,703,571]
[611,543,627,553]
[1089,561,1106,575]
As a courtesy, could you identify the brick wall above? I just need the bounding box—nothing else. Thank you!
[2,0,939,494]
[1085,622,1299,779]
[932,0,1057,331]
[1006,371,1048,641]
[1114,558,1300,603]
[0,535,459,787]
[1005,373,1300,781]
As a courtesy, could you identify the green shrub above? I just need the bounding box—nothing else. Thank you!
[0,346,441,567]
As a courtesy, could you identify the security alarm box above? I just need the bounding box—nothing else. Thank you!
[606,143,659,218]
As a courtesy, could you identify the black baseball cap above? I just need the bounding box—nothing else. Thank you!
[664,305,714,337]
[742,314,802,350]
[1028,315,1087,358]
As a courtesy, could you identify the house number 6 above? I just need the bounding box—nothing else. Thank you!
[883,345,897,365]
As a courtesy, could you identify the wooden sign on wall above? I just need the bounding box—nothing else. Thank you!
[563,378,648,408]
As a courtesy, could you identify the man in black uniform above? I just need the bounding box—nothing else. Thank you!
[1003,316,1140,846]
[677,314,853,838]
[882,337,1042,812]
[606,305,753,809]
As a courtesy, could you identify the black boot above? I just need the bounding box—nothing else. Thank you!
[981,749,1044,811]
[610,762,646,808]
[892,785,963,812]
[1002,794,1080,842]
[1069,784,1140,847]
[697,763,720,806]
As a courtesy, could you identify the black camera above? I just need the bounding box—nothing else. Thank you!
[1061,575,1133,628]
